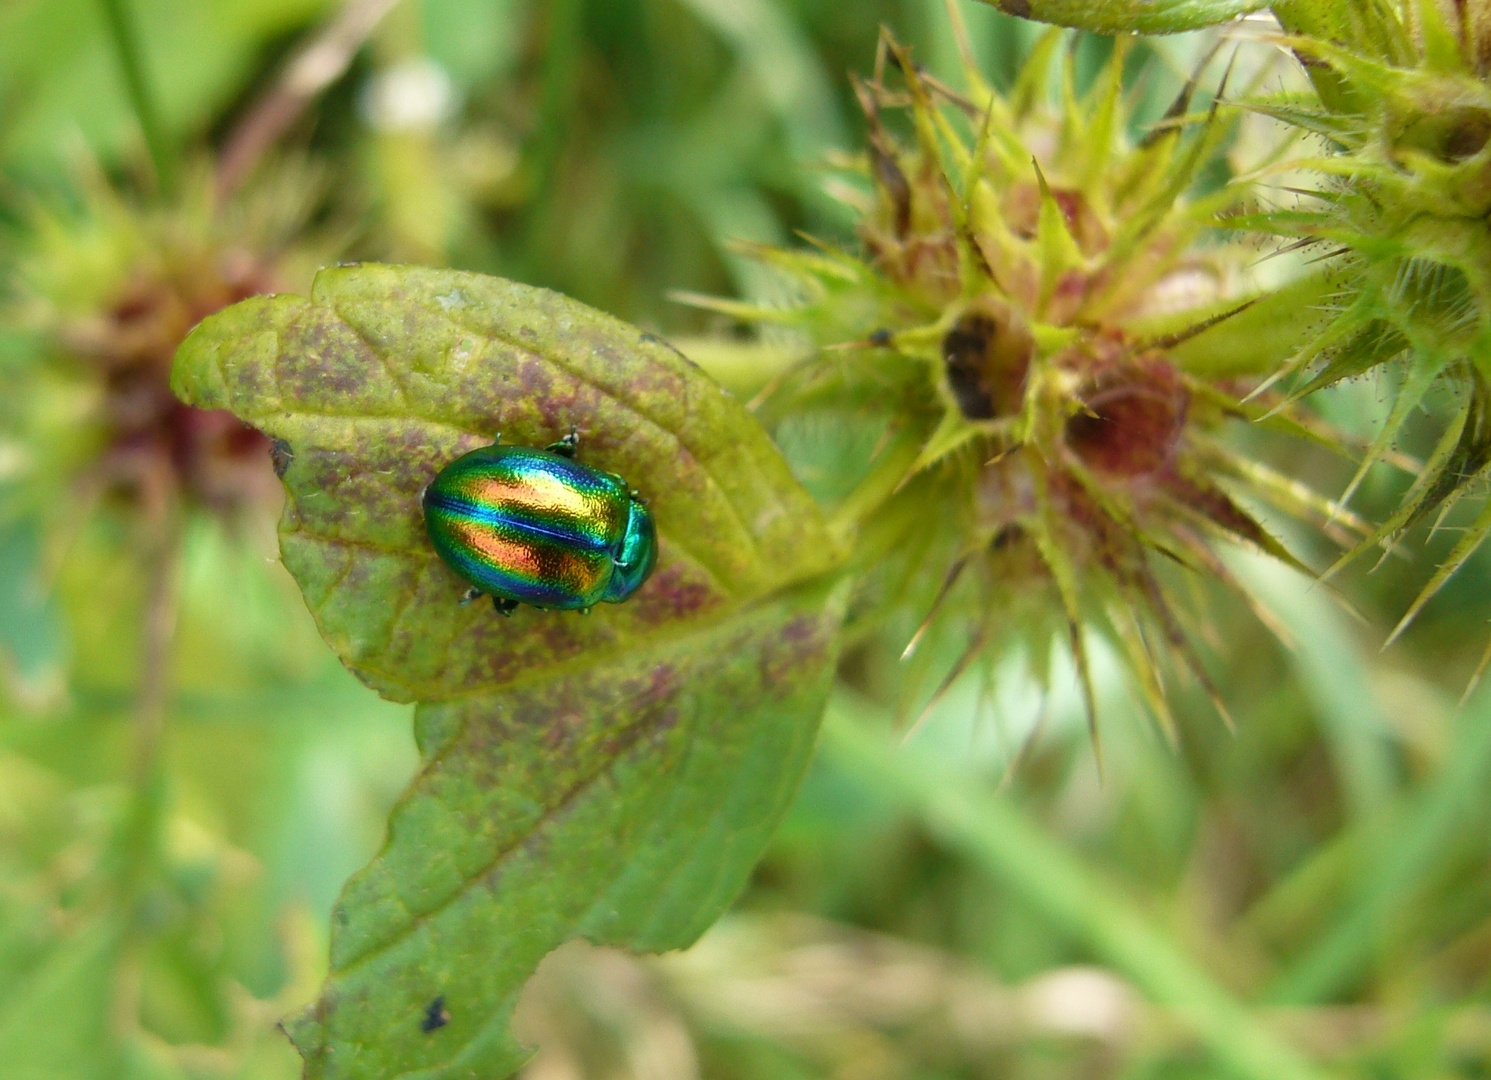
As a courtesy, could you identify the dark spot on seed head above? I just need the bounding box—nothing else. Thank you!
[1396,105,1491,164]
[941,302,1033,420]
[943,316,1000,419]
[868,328,893,347]
[991,523,1023,550]
[1444,115,1491,161]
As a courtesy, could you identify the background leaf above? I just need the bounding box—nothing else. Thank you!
[171,264,847,1077]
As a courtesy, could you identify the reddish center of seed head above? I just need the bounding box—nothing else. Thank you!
[1065,356,1189,478]
[78,256,283,512]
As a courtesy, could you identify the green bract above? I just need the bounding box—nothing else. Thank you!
[170,263,847,1078]
[1237,1,1491,651]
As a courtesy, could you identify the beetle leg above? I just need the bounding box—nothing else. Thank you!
[459,587,483,605]
[492,597,520,617]
[547,429,579,458]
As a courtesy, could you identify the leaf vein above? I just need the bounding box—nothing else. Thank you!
[331,699,678,977]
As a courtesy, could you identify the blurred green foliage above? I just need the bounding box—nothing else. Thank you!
[3,1,1491,1078]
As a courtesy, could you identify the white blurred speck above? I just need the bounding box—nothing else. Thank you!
[1018,967,1136,1039]
[0,441,31,482]
[361,57,456,132]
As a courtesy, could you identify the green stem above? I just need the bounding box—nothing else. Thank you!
[96,0,175,197]
[820,703,1333,1080]
[118,497,180,896]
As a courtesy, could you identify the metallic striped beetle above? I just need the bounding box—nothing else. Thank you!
[421,432,658,615]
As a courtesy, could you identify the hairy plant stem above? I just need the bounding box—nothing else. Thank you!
[96,0,175,198]
[105,490,183,1041]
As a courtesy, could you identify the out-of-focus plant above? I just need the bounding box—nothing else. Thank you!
[0,2,379,1075]
[0,147,349,1080]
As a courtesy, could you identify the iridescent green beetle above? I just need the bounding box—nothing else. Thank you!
[421,432,658,615]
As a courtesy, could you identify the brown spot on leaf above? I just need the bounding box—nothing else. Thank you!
[758,614,830,688]
[633,562,722,622]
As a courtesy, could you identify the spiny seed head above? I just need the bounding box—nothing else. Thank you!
[1256,2,1491,643]
[691,29,1356,744]
[11,162,333,518]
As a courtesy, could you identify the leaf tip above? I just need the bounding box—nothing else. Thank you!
[169,293,305,413]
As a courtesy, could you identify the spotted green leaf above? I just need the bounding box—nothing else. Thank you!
[171,264,847,1078]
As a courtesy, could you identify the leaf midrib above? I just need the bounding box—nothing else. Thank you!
[327,644,695,975]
